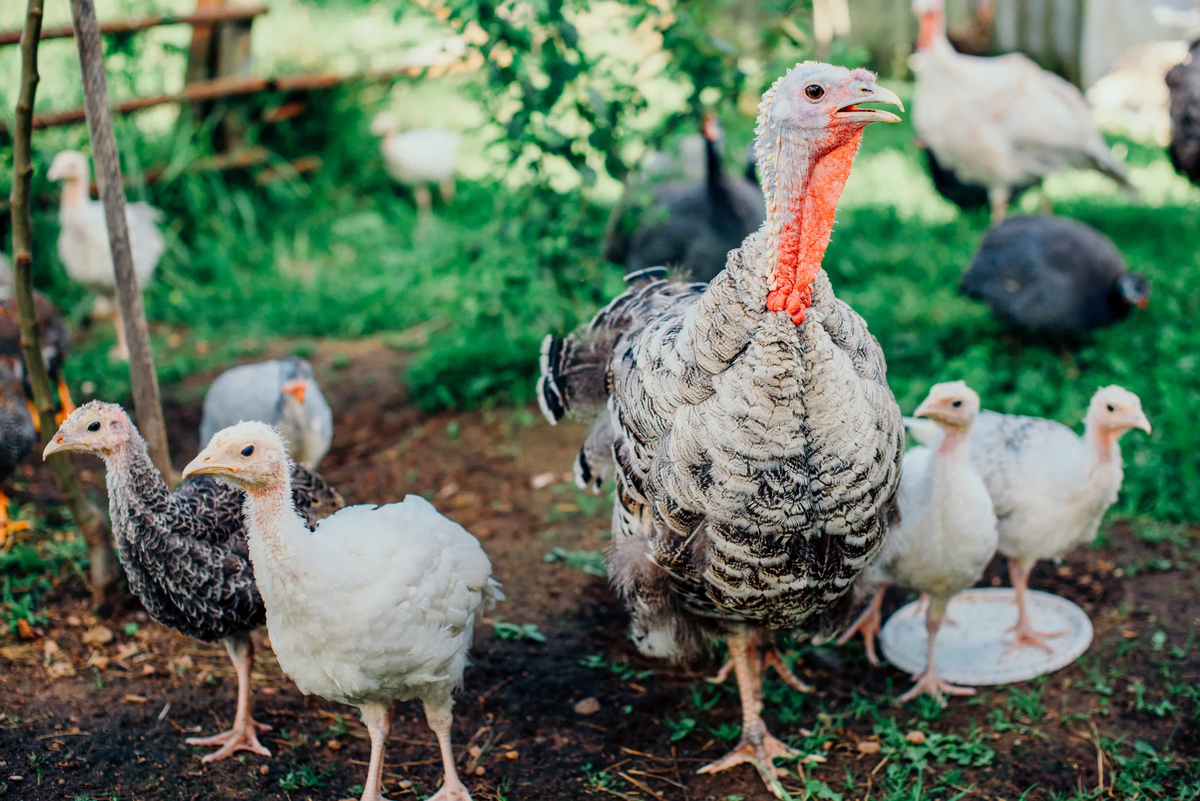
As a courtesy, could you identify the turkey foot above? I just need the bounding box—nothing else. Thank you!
[708,659,735,685]
[1003,619,1067,656]
[1004,556,1066,655]
[0,492,31,551]
[762,647,813,693]
[697,726,798,783]
[899,667,976,705]
[186,719,272,763]
[838,583,886,666]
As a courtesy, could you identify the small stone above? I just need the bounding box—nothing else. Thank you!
[142,664,156,676]
[505,751,519,761]
[43,639,61,657]
[327,740,341,751]
[259,765,269,776]
[81,626,114,647]
[531,472,557,490]
[857,741,881,754]
[66,615,83,627]
[474,766,485,776]
[467,746,483,759]
[905,731,926,745]
[397,780,413,790]
[573,697,601,715]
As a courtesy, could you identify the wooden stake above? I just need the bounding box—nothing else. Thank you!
[10,0,116,600]
[69,0,172,481]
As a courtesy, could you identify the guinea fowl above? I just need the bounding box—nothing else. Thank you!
[0,255,75,426]
[960,215,1150,341]
[908,386,1150,653]
[47,150,164,361]
[44,403,344,762]
[200,357,333,470]
[624,114,766,283]
[184,422,502,801]
[911,0,1135,224]
[1167,37,1200,184]
[538,63,904,793]
[370,113,459,215]
[0,364,37,549]
[838,382,997,703]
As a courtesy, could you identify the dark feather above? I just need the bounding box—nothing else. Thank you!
[1168,39,1200,185]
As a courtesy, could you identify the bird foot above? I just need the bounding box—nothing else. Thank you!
[837,603,883,667]
[697,729,797,788]
[898,668,976,705]
[426,781,472,801]
[1003,623,1067,656]
[708,659,735,685]
[187,720,273,762]
[763,647,814,693]
[0,520,31,552]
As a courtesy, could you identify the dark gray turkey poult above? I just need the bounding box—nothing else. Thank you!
[0,255,74,425]
[44,402,344,764]
[623,114,765,282]
[0,364,37,548]
[1167,38,1200,185]
[960,215,1149,340]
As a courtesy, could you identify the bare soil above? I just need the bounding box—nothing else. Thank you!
[2,339,1197,801]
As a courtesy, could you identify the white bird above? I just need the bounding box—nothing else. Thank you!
[47,150,164,361]
[200,357,333,470]
[370,113,459,215]
[911,0,1136,224]
[839,381,997,704]
[183,422,502,801]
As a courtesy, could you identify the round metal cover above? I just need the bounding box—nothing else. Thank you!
[879,588,1094,686]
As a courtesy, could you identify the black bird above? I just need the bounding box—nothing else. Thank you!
[45,402,345,764]
[0,363,36,549]
[0,256,74,425]
[624,114,765,282]
[922,144,1033,212]
[1167,39,1200,185]
[960,215,1149,340]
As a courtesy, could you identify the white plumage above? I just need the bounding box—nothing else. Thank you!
[841,381,997,703]
[183,422,501,801]
[910,0,1134,223]
[370,113,459,214]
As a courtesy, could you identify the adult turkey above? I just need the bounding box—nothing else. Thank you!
[45,403,344,763]
[623,114,765,283]
[959,215,1149,341]
[538,63,904,794]
[47,151,164,361]
[370,113,459,215]
[0,255,74,425]
[911,0,1135,223]
[1167,37,1200,184]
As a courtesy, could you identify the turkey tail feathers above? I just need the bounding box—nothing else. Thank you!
[536,334,611,425]
[537,335,570,424]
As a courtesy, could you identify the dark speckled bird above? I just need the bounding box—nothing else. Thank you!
[1167,38,1200,185]
[960,215,1149,341]
[44,401,344,764]
[0,363,37,549]
[0,254,74,426]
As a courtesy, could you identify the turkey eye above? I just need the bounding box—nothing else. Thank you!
[241,446,254,457]
[804,84,824,101]
[1106,404,1115,412]
[952,400,963,408]
[87,421,101,432]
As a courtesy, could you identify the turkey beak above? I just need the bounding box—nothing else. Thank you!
[912,397,942,422]
[182,449,240,480]
[835,85,904,124]
[281,379,308,405]
[1130,411,1152,435]
[42,431,71,459]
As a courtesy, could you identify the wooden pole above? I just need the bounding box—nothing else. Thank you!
[69,0,172,481]
[10,0,116,601]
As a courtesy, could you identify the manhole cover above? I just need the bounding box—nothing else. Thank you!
[879,588,1093,686]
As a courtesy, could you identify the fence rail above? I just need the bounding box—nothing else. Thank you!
[0,5,268,47]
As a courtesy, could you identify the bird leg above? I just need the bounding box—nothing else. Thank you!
[55,376,75,426]
[988,185,1009,227]
[423,698,471,801]
[762,646,814,693]
[837,582,887,666]
[918,592,959,626]
[438,177,456,205]
[899,600,975,705]
[414,185,433,217]
[697,631,797,798]
[0,491,31,552]
[355,703,395,801]
[186,634,272,762]
[1005,556,1067,655]
[111,303,130,362]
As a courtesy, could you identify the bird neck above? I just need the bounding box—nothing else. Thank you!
[936,424,971,459]
[60,177,88,209]
[917,10,946,52]
[758,126,864,324]
[1085,422,1122,465]
[242,472,304,567]
[104,436,172,536]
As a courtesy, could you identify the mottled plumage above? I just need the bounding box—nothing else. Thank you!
[960,216,1149,339]
[0,257,72,404]
[0,364,37,488]
[1167,38,1200,185]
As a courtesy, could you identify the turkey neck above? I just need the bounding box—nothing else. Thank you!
[241,473,306,581]
[60,177,88,210]
[1085,420,1122,466]
[104,435,174,550]
[758,125,864,324]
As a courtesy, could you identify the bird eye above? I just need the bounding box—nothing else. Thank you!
[804,84,825,101]
[87,421,101,432]
[241,446,254,457]
[1106,404,1115,412]
[952,400,963,408]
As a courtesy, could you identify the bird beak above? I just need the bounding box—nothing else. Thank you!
[1135,297,1149,310]
[43,431,71,459]
[46,163,62,181]
[181,448,239,480]
[912,397,940,421]
[835,85,904,124]
[281,379,308,405]
[1131,411,1152,435]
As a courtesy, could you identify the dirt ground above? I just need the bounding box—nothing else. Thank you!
[2,339,1198,801]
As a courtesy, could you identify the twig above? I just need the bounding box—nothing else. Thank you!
[69,0,172,481]
[618,772,663,799]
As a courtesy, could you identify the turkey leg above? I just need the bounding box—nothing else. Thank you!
[424,698,471,801]
[697,631,797,798]
[186,633,272,762]
[0,490,31,551]
[354,703,394,801]
[899,596,975,704]
[837,582,887,666]
[111,303,130,362]
[1005,556,1067,655]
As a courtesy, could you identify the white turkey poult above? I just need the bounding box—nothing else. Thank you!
[47,150,165,361]
[908,385,1150,653]
[183,422,502,801]
[200,357,333,470]
[911,0,1136,224]
[838,381,997,703]
[370,112,459,215]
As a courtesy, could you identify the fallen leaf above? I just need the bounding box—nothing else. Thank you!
[46,660,76,679]
[66,615,83,627]
[123,694,149,705]
[85,653,110,670]
[857,741,881,755]
[81,626,114,647]
[16,619,34,640]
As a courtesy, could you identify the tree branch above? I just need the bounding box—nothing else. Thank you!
[10,0,116,601]
[69,0,172,481]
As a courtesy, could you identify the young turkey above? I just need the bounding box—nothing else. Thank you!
[44,403,344,763]
[47,150,164,361]
[370,113,459,215]
[0,255,74,425]
[1167,37,1200,184]
[200,357,333,470]
[623,114,766,283]
[911,0,1135,224]
[0,364,37,549]
[959,215,1150,341]
[538,63,904,794]
[940,386,1150,653]
[838,382,997,704]
[183,422,501,801]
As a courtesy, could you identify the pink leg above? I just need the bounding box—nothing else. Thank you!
[111,303,130,362]
[837,583,887,666]
[899,601,976,705]
[186,633,272,762]
[357,704,393,801]
[1005,557,1067,655]
[424,698,471,801]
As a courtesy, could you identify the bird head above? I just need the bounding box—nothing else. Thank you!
[182,421,291,493]
[44,401,135,459]
[912,0,944,51]
[759,63,903,146]
[1086,386,1151,437]
[46,150,90,184]
[280,357,315,406]
[1116,273,1150,310]
[912,380,980,430]
[702,113,724,145]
